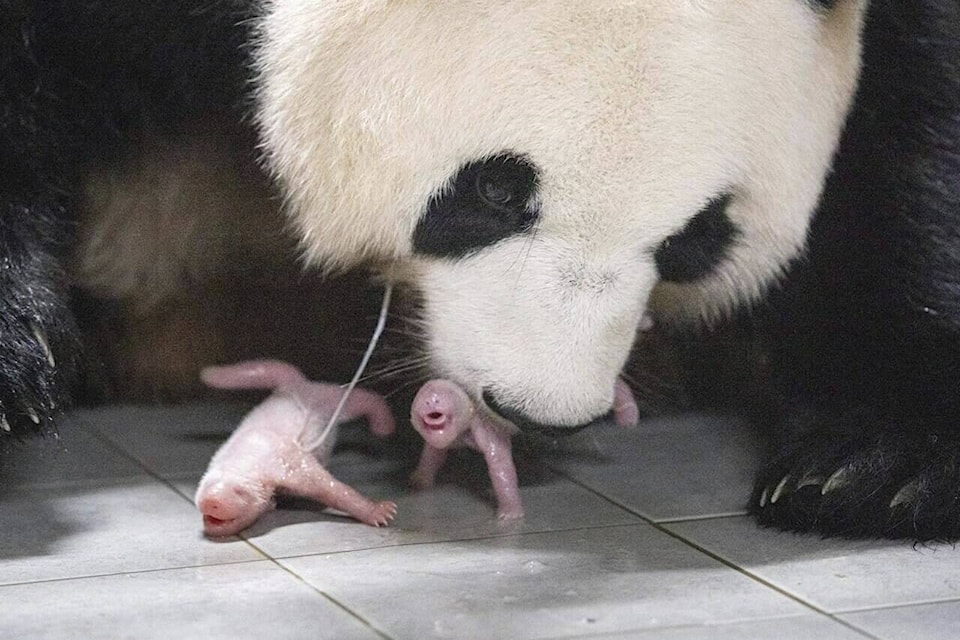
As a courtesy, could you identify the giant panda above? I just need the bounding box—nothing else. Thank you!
[2,1,958,540]
[254,0,960,540]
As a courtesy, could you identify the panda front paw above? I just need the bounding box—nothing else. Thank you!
[751,421,960,540]
[0,257,80,444]
[0,308,78,445]
[0,199,84,446]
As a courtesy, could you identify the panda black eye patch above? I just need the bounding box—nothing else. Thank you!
[654,192,739,283]
[413,154,540,259]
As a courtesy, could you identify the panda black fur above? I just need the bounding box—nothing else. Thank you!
[2,0,959,541]
[0,1,258,444]
[752,1,960,539]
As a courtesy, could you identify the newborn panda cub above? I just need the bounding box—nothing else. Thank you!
[410,379,640,521]
[195,360,397,537]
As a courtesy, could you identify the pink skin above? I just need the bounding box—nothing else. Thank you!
[612,378,641,429]
[409,378,640,521]
[410,379,523,521]
[195,360,397,538]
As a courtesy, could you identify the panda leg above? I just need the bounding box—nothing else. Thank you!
[750,402,960,540]
[0,198,79,445]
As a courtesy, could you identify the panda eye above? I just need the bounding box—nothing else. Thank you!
[476,162,529,210]
[413,153,540,259]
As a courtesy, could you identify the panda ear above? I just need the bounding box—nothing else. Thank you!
[653,193,738,284]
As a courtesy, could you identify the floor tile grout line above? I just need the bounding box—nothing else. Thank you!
[262,521,649,563]
[528,612,874,640]
[66,417,897,639]
[8,416,391,638]
[77,417,665,562]
[0,557,268,589]
[78,417,276,561]
[650,526,884,640]
[836,595,960,616]
[655,512,751,524]
[548,465,884,640]
[78,416,209,501]
[545,463,661,524]
[2,555,391,639]
[541,463,746,524]
[260,553,395,640]
[76,417,649,564]
[81,419,200,500]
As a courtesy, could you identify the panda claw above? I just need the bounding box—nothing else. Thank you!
[889,479,921,510]
[27,408,40,425]
[30,323,56,369]
[796,474,825,490]
[1,414,10,432]
[770,474,792,504]
[759,485,771,508]
[821,465,855,495]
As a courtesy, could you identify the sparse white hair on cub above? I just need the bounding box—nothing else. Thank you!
[255,0,867,428]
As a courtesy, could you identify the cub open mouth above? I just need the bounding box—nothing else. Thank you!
[203,515,231,527]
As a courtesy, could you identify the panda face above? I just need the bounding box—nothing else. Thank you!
[256,0,867,430]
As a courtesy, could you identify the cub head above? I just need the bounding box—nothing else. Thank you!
[255,0,866,432]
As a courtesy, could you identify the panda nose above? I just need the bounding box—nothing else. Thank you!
[481,390,613,437]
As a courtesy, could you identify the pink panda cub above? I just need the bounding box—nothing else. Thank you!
[409,378,639,521]
[195,360,398,537]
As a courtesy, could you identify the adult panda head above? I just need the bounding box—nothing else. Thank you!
[255,0,866,433]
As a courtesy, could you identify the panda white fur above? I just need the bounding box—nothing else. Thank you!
[256,0,863,427]
[2,1,958,539]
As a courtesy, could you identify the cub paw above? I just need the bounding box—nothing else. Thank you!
[364,500,398,527]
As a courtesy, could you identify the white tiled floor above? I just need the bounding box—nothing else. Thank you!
[2,403,958,639]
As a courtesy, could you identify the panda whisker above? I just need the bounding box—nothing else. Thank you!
[391,315,429,334]
[360,360,430,383]
[380,326,426,341]
[356,355,431,385]
[382,374,432,400]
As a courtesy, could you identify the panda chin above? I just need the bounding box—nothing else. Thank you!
[480,390,608,437]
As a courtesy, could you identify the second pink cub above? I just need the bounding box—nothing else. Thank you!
[409,378,640,521]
